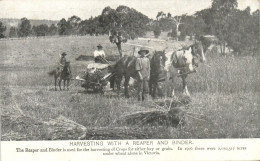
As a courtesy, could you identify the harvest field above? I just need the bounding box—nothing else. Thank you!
[1,35,259,140]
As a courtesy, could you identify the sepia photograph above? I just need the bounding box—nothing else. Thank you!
[0,0,259,160]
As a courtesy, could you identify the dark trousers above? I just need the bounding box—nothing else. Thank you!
[137,79,149,101]
[95,56,106,63]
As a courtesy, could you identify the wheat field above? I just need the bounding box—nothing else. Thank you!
[0,35,259,140]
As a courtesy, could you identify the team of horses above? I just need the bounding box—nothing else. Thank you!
[109,41,206,98]
[49,41,206,98]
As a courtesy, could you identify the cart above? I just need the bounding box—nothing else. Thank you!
[75,63,113,94]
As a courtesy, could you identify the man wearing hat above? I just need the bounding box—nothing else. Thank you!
[135,47,150,101]
[59,52,67,66]
[57,52,71,74]
[94,44,106,63]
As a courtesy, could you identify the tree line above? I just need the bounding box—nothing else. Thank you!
[0,0,259,55]
[153,0,259,55]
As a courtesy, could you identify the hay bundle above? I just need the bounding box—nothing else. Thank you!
[115,96,192,127]
[1,131,28,141]
[116,107,184,127]
[154,95,192,108]
[44,115,87,140]
[1,114,45,140]
[85,127,152,140]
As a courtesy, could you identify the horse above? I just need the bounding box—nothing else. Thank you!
[109,56,139,98]
[150,41,206,97]
[149,50,167,98]
[48,61,72,91]
[166,41,206,96]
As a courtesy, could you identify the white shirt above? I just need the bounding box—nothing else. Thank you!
[93,50,105,58]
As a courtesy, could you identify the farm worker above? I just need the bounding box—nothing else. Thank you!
[135,47,150,101]
[94,44,106,63]
[59,52,67,66]
[57,52,71,74]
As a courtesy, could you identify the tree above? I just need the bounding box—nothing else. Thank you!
[156,11,163,21]
[18,18,32,37]
[79,16,103,36]
[211,0,238,55]
[179,15,207,40]
[158,17,174,31]
[195,8,215,34]
[212,0,238,14]
[48,24,58,35]
[0,21,6,38]
[193,16,207,38]
[170,15,184,41]
[9,27,18,38]
[153,25,161,38]
[225,7,259,55]
[57,18,68,35]
[32,24,49,36]
[99,5,150,57]
[250,9,260,55]
[168,25,177,38]
[167,13,172,18]
[67,15,81,35]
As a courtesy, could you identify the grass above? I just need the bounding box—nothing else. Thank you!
[1,35,259,140]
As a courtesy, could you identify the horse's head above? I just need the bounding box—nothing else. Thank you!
[151,50,167,71]
[191,41,206,64]
[182,47,195,72]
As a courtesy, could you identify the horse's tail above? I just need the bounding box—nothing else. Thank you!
[48,69,56,76]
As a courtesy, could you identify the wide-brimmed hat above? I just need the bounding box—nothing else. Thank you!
[97,44,103,48]
[61,52,67,56]
[138,47,149,54]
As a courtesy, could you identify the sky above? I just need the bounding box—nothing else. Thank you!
[0,0,259,20]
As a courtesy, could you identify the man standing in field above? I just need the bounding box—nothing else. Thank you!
[93,44,106,63]
[136,47,150,101]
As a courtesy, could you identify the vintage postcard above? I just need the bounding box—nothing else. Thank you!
[0,0,259,160]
